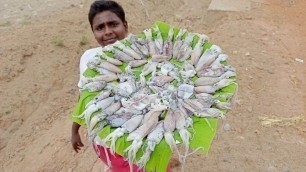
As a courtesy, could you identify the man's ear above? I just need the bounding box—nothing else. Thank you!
[124,21,128,32]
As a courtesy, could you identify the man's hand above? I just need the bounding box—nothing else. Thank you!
[71,122,84,153]
[71,132,84,152]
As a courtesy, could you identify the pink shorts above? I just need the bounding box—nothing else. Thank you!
[93,144,171,172]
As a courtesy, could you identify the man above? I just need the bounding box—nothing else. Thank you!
[71,1,135,171]
[71,1,174,171]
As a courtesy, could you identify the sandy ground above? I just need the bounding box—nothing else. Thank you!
[0,0,305,171]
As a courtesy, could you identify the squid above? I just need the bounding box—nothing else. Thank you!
[137,121,165,168]
[103,115,144,154]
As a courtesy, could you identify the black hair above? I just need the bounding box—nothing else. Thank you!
[88,0,126,29]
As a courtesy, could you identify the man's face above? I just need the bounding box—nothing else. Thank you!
[92,10,128,46]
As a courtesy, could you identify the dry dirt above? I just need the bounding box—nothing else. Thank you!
[0,0,305,171]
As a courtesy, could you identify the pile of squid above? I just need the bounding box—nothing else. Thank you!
[73,25,237,170]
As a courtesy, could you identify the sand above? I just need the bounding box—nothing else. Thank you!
[0,0,305,171]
